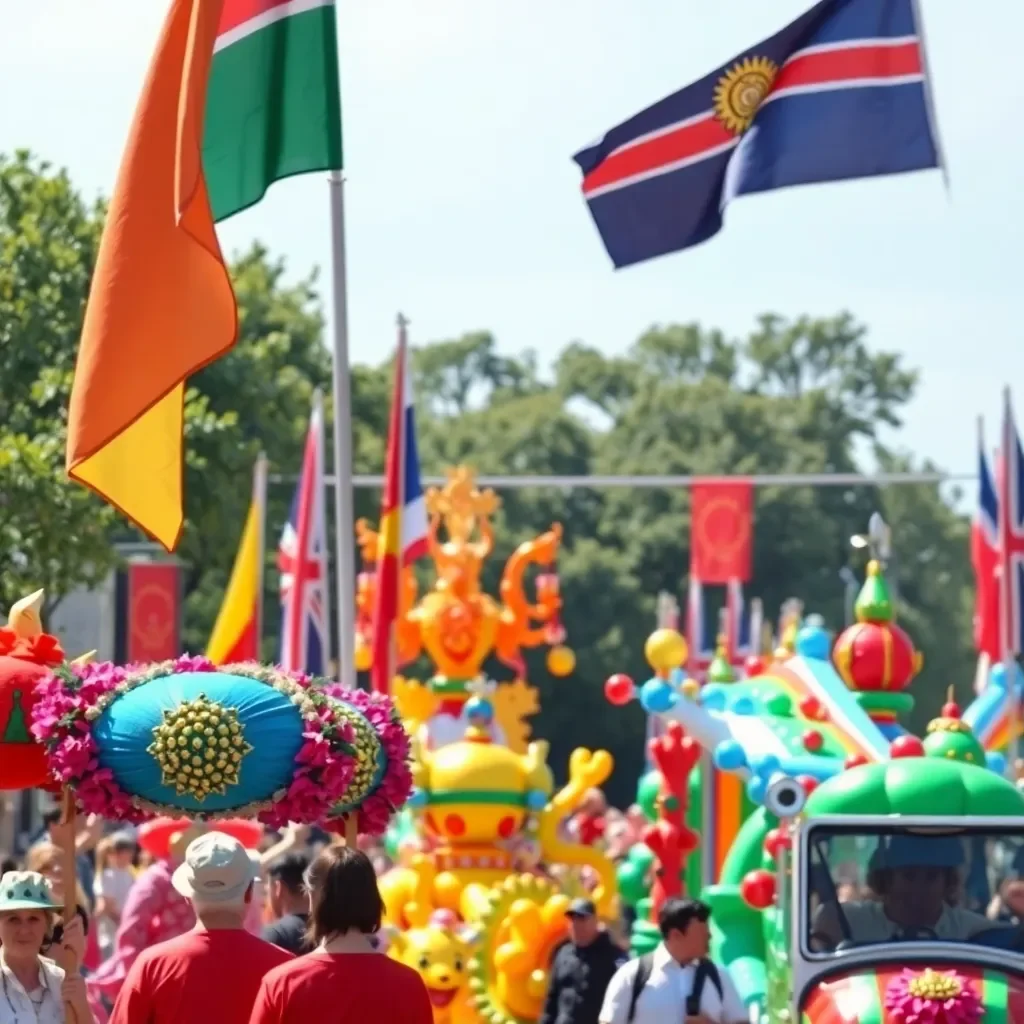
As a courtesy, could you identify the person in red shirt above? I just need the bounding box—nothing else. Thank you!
[110,832,292,1024]
[248,844,432,1024]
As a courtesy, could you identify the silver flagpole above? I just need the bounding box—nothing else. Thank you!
[328,171,356,684]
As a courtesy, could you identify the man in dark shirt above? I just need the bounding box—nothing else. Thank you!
[261,851,311,955]
[540,899,627,1024]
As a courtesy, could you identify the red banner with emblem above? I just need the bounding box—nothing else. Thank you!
[127,563,181,663]
[690,480,753,584]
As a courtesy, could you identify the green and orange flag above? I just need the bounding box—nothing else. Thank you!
[67,0,343,549]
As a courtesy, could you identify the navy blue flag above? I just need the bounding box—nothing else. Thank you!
[573,0,942,268]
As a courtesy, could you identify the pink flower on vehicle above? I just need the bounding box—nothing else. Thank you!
[884,969,982,1024]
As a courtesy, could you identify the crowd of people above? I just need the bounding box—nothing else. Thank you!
[0,794,755,1024]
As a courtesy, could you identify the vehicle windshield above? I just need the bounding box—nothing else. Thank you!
[805,823,1024,955]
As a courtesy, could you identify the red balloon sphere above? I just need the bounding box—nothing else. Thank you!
[740,869,777,910]
[796,775,819,796]
[763,828,791,860]
[799,696,824,721]
[889,735,925,759]
[604,673,636,706]
[802,729,824,753]
[844,753,869,770]
[744,655,765,677]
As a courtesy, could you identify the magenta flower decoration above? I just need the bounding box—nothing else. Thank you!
[884,969,983,1024]
[322,683,412,836]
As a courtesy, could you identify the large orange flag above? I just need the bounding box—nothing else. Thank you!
[67,0,236,550]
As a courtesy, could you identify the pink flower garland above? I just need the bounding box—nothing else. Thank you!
[883,969,983,1024]
[31,655,359,828]
[322,684,412,836]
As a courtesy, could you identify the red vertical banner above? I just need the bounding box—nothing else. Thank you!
[127,562,181,663]
[690,480,754,584]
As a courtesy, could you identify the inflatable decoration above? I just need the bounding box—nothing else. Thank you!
[0,590,92,791]
[832,559,922,722]
[380,724,616,1024]
[30,655,409,831]
[355,465,570,753]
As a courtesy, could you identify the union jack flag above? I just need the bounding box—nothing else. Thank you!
[999,390,1024,661]
[277,393,330,674]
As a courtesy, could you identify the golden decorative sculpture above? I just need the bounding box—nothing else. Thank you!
[354,466,573,752]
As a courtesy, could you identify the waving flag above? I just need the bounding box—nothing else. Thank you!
[371,320,429,694]
[278,394,331,674]
[207,455,268,664]
[999,390,1024,665]
[973,421,1001,665]
[67,0,343,549]
[573,0,942,268]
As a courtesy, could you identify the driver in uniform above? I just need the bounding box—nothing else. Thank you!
[812,834,992,949]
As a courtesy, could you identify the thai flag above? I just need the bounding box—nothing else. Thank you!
[998,391,1024,663]
[277,394,330,674]
[573,0,942,268]
[370,320,429,693]
[973,420,1000,667]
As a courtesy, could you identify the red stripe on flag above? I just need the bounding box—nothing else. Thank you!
[220,612,259,663]
[218,0,293,36]
[371,552,401,694]
[582,115,733,195]
[773,41,922,93]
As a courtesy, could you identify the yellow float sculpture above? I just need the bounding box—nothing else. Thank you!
[379,722,617,1024]
[354,465,574,753]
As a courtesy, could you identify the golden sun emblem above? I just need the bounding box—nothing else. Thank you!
[713,56,778,134]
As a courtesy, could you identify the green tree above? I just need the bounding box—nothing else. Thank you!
[403,316,971,803]
[0,151,118,613]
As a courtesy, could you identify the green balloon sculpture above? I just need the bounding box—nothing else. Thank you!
[637,769,662,822]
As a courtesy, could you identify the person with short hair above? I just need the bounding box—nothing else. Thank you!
[599,898,746,1024]
[540,898,626,1024]
[261,853,311,955]
[248,845,433,1024]
[109,832,292,1024]
[0,870,94,1024]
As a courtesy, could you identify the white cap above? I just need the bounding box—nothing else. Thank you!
[171,832,256,905]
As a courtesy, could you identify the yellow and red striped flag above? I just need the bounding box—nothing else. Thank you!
[207,455,267,664]
[370,320,428,694]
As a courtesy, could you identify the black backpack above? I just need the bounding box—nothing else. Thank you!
[626,954,722,1022]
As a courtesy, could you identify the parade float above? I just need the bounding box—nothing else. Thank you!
[353,466,618,1024]
[608,549,1024,1022]
[354,465,575,754]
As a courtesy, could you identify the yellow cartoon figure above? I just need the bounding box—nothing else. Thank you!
[387,910,476,1024]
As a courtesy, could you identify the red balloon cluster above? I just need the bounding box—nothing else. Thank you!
[604,674,636,706]
[844,753,869,770]
[740,869,776,910]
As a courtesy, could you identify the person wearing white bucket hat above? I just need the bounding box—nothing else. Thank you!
[108,833,290,1024]
[0,870,94,1024]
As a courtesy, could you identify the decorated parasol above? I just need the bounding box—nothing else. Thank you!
[30,655,412,845]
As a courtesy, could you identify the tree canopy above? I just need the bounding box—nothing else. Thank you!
[1,152,973,806]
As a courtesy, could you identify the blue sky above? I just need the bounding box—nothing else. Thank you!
[2,0,1020,486]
